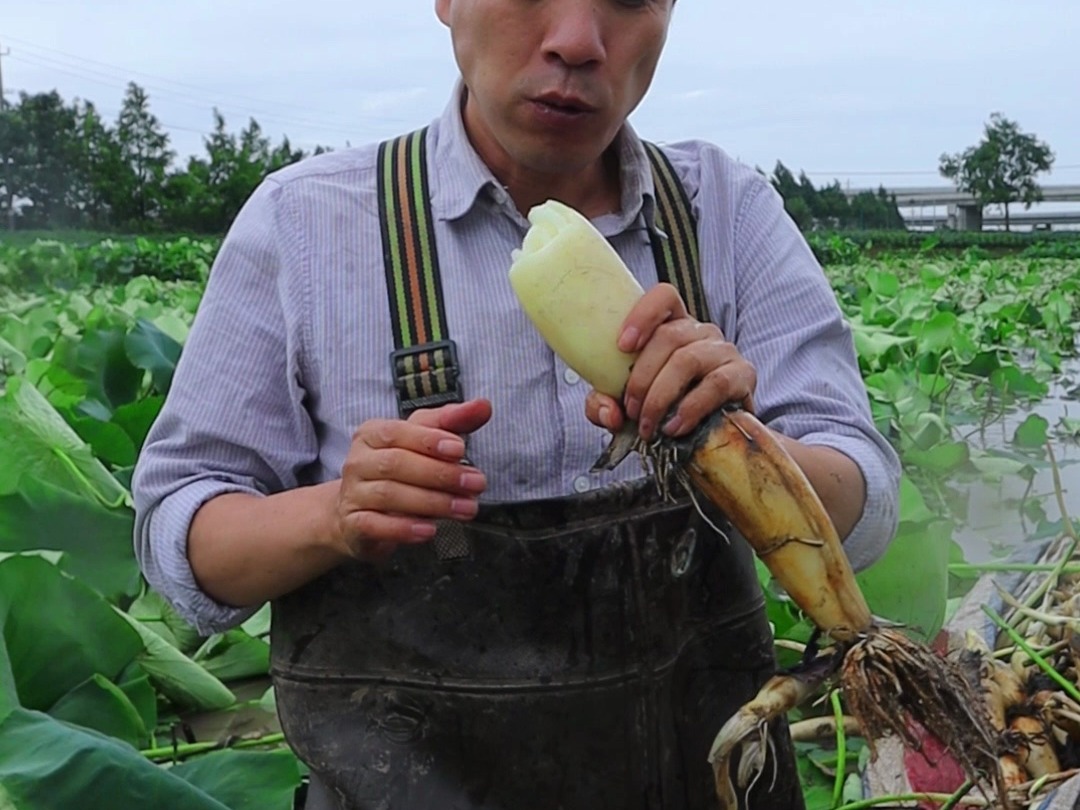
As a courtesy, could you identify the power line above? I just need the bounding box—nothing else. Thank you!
[9,35,1079,180]
[86,103,331,154]
[2,34,404,129]
[802,169,939,177]
[4,36,417,146]
[800,164,1080,179]
[7,51,370,140]
[5,52,336,154]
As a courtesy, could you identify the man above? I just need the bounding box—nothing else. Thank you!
[133,1,900,808]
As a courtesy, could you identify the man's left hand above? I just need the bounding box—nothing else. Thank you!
[585,283,756,441]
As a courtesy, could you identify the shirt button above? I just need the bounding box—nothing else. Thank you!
[573,475,591,493]
[563,368,580,385]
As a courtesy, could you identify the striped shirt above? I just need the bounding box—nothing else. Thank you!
[133,87,901,635]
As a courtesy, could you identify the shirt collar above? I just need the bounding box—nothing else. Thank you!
[430,81,663,237]
[430,81,501,221]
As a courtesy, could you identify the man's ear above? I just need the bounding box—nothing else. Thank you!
[435,0,451,26]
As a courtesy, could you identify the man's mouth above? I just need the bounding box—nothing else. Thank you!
[533,93,596,114]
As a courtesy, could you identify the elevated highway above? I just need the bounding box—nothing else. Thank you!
[843,184,1080,207]
[842,184,1080,230]
[904,210,1080,229]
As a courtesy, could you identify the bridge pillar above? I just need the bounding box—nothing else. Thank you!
[955,204,983,231]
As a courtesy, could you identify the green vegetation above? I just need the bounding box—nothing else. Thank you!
[940,113,1056,231]
[2,237,1080,807]
[806,229,1080,264]
[0,266,301,807]
[0,235,215,289]
[0,83,907,237]
[2,81,1065,246]
[769,163,905,231]
[0,84,324,235]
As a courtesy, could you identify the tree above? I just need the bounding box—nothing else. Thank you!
[69,100,124,229]
[770,161,813,230]
[0,84,327,233]
[164,109,313,233]
[848,188,905,230]
[111,83,174,228]
[939,113,1054,231]
[0,91,87,228]
[768,161,905,232]
[812,180,850,229]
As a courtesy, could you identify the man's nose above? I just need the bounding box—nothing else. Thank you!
[541,0,606,68]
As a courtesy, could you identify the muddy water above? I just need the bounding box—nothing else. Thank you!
[950,359,1080,564]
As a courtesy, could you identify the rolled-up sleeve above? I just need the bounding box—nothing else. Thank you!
[132,177,317,635]
[729,177,901,571]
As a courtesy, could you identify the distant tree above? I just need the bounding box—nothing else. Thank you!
[0,83,330,233]
[848,188,905,230]
[771,161,801,201]
[768,161,904,232]
[0,99,20,229]
[69,100,124,229]
[939,113,1054,231]
[813,180,850,229]
[0,91,88,228]
[164,109,314,233]
[112,83,174,228]
[784,197,813,231]
[770,161,813,230]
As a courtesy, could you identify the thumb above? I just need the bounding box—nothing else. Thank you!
[586,390,625,432]
[408,398,492,436]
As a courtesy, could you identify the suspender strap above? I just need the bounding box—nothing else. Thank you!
[377,128,464,417]
[643,142,710,324]
[376,132,705,416]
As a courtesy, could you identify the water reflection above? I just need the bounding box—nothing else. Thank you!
[950,364,1080,564]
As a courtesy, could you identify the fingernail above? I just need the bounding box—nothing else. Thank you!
[639,417,654,440]
[411,522,437,539]
[451,498,478,518]
[437,439,465,459]
[625,396,641,421]
[662,414,683,436]
[598,405,612,429]
[459,470,486,492]
[619,326,640,352]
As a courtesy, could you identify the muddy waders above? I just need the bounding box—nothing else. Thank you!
[271,483,803,809]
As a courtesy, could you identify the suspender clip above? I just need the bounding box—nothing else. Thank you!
[390,339,464,419]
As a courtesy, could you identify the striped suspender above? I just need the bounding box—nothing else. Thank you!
[377,130,704,416]
[377,128,464,417]
[643,142,711,324]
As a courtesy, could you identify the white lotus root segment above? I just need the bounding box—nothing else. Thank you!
[509,200,644,398]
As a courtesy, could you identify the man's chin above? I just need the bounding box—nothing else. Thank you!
[515,144,609,178]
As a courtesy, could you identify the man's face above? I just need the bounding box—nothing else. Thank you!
[436,0,674,178]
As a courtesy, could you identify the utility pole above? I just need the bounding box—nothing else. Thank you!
[0,40,14,232]
[0,40,6,107]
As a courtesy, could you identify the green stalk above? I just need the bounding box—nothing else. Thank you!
[949,563,1080,575]
[1007,442,1079,637]
[940,780,976,810]
[983,604,1080,703]
[51,445,128,509]
[835,788,983,810]
[830,689,847,809]
[838,794,984,810]
[141,732,286,762]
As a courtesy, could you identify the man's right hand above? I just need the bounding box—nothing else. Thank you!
[332,398,492,562]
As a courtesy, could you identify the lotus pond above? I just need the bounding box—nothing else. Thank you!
[1,237,1080,809]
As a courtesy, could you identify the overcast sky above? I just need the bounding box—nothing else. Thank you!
[5,1,1079,192]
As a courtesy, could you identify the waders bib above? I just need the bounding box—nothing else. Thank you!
[269,130,804,809]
